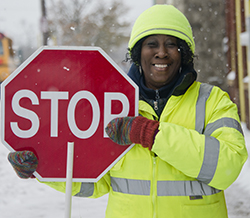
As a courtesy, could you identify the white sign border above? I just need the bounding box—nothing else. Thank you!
[1,46,139,183]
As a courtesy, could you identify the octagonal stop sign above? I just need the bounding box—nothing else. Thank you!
[1,46,138,182]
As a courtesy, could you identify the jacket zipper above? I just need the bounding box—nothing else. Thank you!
[154,90,160,111]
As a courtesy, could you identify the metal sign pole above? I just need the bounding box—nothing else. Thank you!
[65,142,74,218]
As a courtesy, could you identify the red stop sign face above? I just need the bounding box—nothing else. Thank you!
[1,47,138,182]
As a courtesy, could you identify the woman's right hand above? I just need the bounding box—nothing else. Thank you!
[8,151,38,179]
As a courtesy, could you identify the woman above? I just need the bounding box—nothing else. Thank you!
[8,5,248,218]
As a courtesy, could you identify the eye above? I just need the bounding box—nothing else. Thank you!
[146,41,158,48]
[165,43,177,49]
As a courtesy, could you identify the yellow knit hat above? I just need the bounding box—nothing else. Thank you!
[128,5,195,54]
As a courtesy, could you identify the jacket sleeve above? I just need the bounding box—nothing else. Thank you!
[151,86,248,190]
[40,172,110,198]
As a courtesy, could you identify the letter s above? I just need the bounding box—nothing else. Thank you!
[10,90,40,138]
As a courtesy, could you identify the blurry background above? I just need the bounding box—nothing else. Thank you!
[0,0,152,72]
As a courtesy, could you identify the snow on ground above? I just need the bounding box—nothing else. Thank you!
[0,144,108,218]
[0,123,249,217]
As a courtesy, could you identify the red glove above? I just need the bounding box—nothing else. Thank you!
[105,116,159,150]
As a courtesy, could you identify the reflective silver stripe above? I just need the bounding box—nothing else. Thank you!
[74,182,94,197]
[157,180,221,196]
[195,84,220,184]
[195,83,213,134]
[130,28,194,49]
[111,177,221,196]
[204,117,244,136]
[197,137,220,184]
[111,177,151,195]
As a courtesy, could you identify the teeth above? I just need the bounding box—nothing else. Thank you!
[154,64,168,68]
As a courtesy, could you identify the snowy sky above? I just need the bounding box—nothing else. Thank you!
[0,0,153,47]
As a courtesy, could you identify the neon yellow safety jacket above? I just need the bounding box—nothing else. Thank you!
[44,81,248,218]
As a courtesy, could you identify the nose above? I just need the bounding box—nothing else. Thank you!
[155,45,168,59]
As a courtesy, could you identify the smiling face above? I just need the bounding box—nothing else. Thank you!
[141,34,181,90]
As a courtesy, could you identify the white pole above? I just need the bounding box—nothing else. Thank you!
[65,142,74,218]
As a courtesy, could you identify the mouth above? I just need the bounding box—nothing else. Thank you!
[153,63,171,70]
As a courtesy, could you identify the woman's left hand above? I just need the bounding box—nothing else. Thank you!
[105,116,159,150]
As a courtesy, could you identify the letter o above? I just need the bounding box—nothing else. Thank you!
[67,91,100,139]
